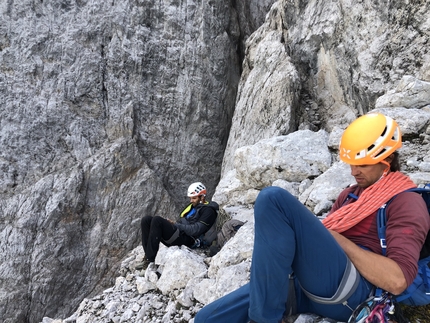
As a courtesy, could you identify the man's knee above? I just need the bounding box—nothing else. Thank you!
[255,186,298,220]
[151,215,166,225]
[141,215,153,228]
[256,186,294,206]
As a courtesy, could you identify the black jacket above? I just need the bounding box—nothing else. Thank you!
[175,201,219,238]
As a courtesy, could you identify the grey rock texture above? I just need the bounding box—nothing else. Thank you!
[234,0,278,57]
[0,0,241,202]
[221,0,430,173]
[1,0,430,322]
[234,130,332,188]
[1,0,242,322]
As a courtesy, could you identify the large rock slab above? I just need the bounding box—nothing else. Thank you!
[234,130,332,189]
[375,76,430,109]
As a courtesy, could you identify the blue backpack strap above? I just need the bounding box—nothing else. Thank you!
[377,186,430,256]
[377,202,389,256]
[377,186,430,299]
[424,261,430,295]
[342,192,359,206]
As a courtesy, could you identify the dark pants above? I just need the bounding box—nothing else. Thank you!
[141,215,195,262]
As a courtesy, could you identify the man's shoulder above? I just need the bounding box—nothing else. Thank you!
[203,201,219,212]
[388,190,428,214]
[196,201,219,214]
[207,200,219,209]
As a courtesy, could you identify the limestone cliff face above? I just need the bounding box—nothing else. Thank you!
[221,0,430,173]
[1,0,429,322]
[0,0,248,322]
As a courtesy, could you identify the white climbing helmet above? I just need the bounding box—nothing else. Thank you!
[187,182,207,197]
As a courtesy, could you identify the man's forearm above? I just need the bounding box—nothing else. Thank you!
[175,222,206,237]
[329,230,407,295]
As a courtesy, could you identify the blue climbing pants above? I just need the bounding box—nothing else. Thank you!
[195,186,374,323]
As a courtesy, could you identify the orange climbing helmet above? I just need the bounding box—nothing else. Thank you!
[339,113,402,165]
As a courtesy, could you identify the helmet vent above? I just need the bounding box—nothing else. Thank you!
[374,148,386,158]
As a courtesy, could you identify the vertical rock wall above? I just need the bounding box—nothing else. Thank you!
[0,0,244,322]
[221,0,430,174]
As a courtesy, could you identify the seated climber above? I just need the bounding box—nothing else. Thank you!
[136,182,218,270]
[194,113,430,323]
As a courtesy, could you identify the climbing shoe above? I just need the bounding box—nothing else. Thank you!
[135,259,151,271]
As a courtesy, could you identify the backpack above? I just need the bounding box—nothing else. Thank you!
[377,184,430,306]
[216,219,245,247]
[200,221,219,246]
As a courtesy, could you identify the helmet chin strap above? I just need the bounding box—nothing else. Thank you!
[380,160,391,177]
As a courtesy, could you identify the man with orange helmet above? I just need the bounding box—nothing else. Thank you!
[195,113,430,323]
[137,182,218,270]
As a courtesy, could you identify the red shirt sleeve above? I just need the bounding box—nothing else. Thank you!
[385,192,430,286]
